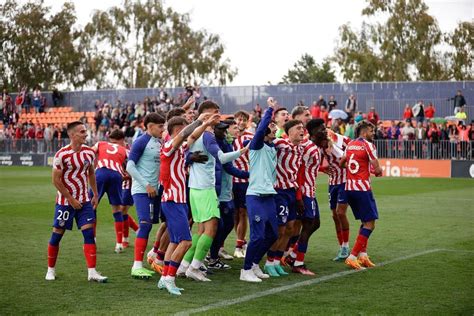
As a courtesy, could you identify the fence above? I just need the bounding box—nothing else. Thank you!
[1,139,472,161]
[10,81,474,121]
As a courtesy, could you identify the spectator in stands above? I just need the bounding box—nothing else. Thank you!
[310,101,321,119]
[367,107,380,126]
[427,122,441,159]
[414,122,426,159]
[0,95,4,123]
[316,95,326,108]
[401,120,415,158]
[424,102,436,119]
[320,106,329,125]
[32,85,41,113]
[469,121,474,141]
[15,87,25,114]
[36,124,44,152]
[52,88,62,107]
[455,106,467,122]
[412,100,425,123]
[403,104,413,120]
[375,121,386,139]
[344,117,355,139]
[44,124,53,152]
[327,95,337,112]
[354,111,364,123]
[449,90,467,115]
[448,125,458,158]
[345,94,357,116]
[457,122,471,159]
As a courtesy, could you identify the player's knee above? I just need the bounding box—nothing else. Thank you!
[312,218,321,232]
[181,240,192,251]
[52,227,65,235]
[137,222,152,238]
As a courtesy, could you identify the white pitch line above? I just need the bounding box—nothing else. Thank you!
[175,248,451,316]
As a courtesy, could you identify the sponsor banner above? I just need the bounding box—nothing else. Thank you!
[379,159,451,178]
[451,160,474,178]
[0,154,46,167]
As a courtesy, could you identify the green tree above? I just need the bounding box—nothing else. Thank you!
[334,0,450,82]
[84,0,237,88]
[0,0,97,90]
[445,21,474,80]
[281,54,336,84]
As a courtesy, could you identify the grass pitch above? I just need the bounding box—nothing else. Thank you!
[0,166,473,315]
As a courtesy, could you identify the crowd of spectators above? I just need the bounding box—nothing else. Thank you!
[0,86,472,159]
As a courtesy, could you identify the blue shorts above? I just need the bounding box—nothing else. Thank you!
[132,193,161,224]
[233,182,249,209]
[275,188,297,226]
[93,168,123,206]
[219,200,235,217]
[161,202,192,243]
[300,196,320,220]
[246,195,278,243]
[121,189,134,206]
[328,183,348,210]
[52,202,95,230]
[347,190,379,222]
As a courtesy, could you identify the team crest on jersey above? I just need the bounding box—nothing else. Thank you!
[254,215,261,222]
[59,220,65,227]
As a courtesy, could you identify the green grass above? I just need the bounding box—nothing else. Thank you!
[0,166,473,315]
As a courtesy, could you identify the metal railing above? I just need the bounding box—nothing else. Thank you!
[0,139,472,161]
[373,140,473,160]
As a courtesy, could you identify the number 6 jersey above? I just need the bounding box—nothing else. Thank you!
[344,138,378,191]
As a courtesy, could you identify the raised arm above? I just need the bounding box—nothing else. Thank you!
[250,97,276,150]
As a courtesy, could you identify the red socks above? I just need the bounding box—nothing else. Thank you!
[47,245,59,268]
[336,230,343,245]
[128,216,139,231]
[134,237,148,261]
[114,222,124,243]
[123,218,130,238]
[351,234,368,257]
[342,229,350,243]
[236,239,246,249]
[83,244,97,268]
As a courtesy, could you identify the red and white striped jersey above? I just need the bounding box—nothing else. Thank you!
[345,138,378,191]
[322,131,351,185]
[160,140,187,203]
[122,147,131,189]
[233,131,254,184]
[53,144,95,205]
[298,140,323,198]
[274,138,303,190]
[93,141,127,176]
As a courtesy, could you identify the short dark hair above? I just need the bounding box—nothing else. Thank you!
[167,117,188,135]
[198,100,220,114]
[109,129,125,140]
[284,119,303,135]
[166,108,186,121]
[234,110,250,120]
[144,113,165,129]
[67,121,83,132]
[305,119,325,136]
[355,120,375,138]
[291,106,309,119]
[274,107,288,117]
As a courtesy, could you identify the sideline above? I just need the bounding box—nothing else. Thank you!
[174,248,472,316]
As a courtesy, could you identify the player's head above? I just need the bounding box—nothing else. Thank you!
[284,119,304,144]
[291,106,311,125]
[167,117,188,136]
[184,109,195,123]
[144,113,166,139]
[355,120,375,141]
[166,108,185,121]
[306,119,327,147]
[264,120,277,142]
[109,129,125,146]
[214,120,230,140]
[274,108,289,128]
[225,118,240,139]
[67,121,87,144]
[198,100,220,115]
[234,110,250,132]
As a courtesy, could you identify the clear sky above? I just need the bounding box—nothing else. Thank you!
[40,0,474,86]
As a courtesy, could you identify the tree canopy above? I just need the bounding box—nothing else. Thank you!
[281,54,336,84]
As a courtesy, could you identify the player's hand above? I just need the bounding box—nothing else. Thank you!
[374,167,383,177]
[240,143,250,155]
[197,112,211,122]
[185,95,195,106]
[205,114,221,126]
[69,198,83,210]
[296,200,304,216]
[146,184,157,198]
[190,151,208,164]
[91,196,99,210]
[267,97,277,109]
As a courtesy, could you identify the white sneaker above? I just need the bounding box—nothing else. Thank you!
[219,248,234,260]
[176,264,188,277]
[233,248,245,259]
[147,248,156,264]
[88,270,108,283]
[186,267,211,282]
[242,244,248,256]
[45,268,56,281]
[252,264,270,279]
[240,269,262,283]
[115,243,124,253]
